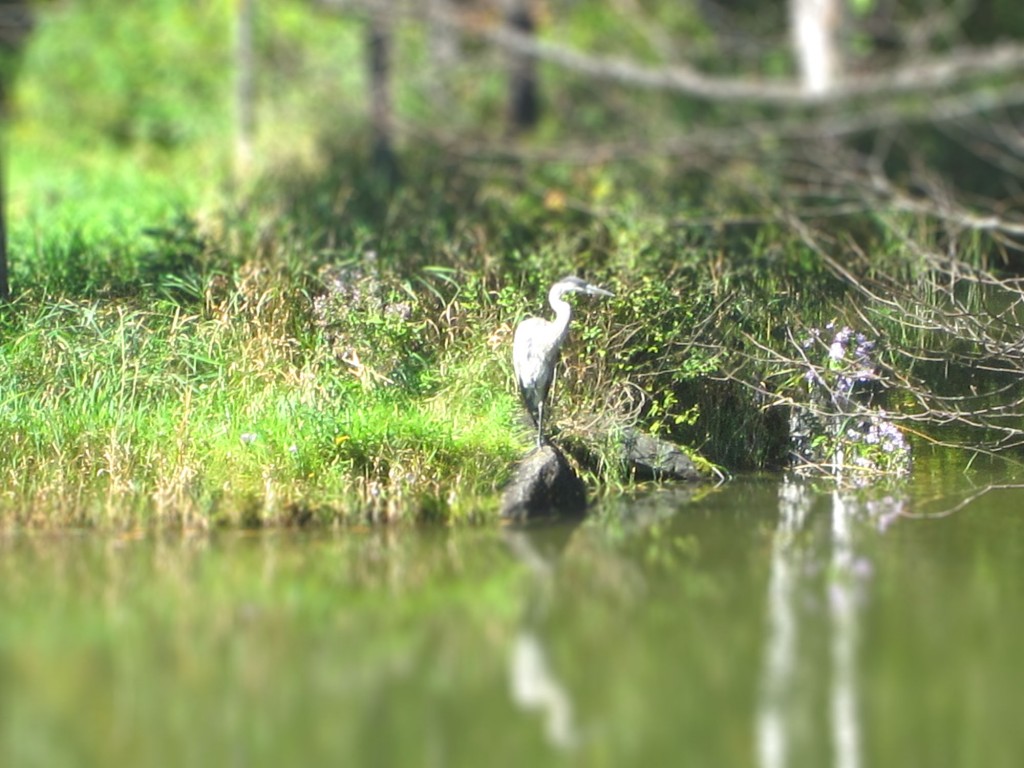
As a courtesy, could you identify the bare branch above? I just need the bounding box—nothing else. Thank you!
[316,0,1024,107]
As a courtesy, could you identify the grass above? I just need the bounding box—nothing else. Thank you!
[0,279,528,526]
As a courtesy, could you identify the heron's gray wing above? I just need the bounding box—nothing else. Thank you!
[513,318,559,418]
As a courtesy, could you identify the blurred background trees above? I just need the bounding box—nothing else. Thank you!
[9,0,1024,216]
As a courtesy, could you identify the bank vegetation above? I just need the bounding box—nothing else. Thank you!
[2,0,1023,526]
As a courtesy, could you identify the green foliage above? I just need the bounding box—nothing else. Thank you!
[849,0,877,17]
[17,0,230,151]
[646,391,700,437]
[3,0,1018,524]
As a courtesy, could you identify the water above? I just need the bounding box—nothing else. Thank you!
[2,465,1024,767]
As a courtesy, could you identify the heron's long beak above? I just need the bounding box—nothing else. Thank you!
[587,285,614,298]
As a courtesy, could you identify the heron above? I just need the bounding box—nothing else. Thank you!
[513,275,614,447]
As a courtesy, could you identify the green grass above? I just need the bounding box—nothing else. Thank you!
[0,276,532,526]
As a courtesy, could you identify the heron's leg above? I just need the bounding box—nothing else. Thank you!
[536,401,544,447]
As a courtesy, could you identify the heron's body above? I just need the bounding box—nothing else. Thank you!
[512,276,613,447]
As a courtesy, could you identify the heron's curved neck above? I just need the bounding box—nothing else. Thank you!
[547,285,573,340]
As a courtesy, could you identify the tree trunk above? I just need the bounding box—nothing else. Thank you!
[368,3,399,186]
[426,0,458,110]
[504,0,539,133]
[790,0,843,96]
[427,0,458,70]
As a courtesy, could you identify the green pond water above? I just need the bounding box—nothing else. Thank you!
[2,460,1024,768]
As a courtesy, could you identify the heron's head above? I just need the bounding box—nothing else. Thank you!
[551,275,614,301]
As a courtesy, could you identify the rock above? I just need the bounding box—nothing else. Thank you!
[619,428,701,481]
[557,412,704,483]
[500,445,587,522]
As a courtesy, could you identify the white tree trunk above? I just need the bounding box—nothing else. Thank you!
[427,0,458,68]
[790,0,843,96]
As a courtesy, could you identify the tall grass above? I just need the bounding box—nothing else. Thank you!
[0,272,526,526]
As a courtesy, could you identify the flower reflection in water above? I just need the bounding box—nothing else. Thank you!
[758,482,904,768]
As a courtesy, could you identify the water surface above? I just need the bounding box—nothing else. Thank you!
[2,462,1023,767]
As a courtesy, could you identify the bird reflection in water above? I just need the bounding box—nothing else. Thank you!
[503,520,583,750]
